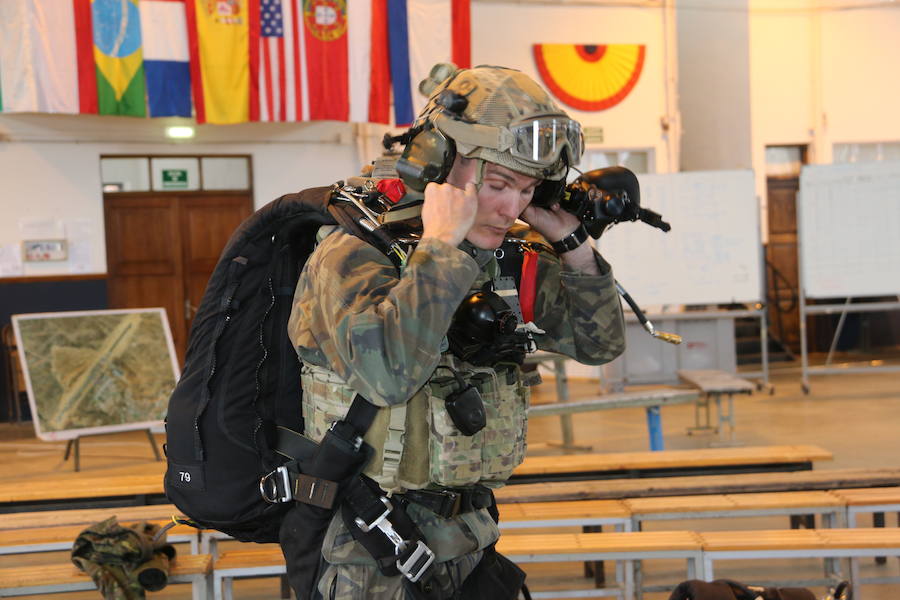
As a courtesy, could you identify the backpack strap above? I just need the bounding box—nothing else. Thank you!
[264,394,379,509]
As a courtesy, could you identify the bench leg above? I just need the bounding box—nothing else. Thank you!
[193,573,213,600]
[623,559,634,600]
[874,512,886,564]
[581,525,606,586]
[645,406,664,451]
[849,557,863,600]
[702,557,715,582]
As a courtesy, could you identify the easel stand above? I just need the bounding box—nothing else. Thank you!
[63,429,162,472]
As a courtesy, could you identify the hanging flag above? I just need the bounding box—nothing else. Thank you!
[387,0,471,126]
[533,44,646,112]
[344,0,387,124]
[251,0,302,121]
[140,0,192,118]
[186,0,250,124]
[0,0,90,114]
[92,0,147,117]
[303,0,349,121]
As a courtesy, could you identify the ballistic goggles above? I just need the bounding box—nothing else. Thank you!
[432,113,583,168]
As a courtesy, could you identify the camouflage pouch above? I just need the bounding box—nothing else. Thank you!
[426,374,484,487]
[477,368,528,482]
[71,517,175,600]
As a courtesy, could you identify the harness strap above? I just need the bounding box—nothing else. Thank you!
[342,476,435,582]
[266,395,379,509]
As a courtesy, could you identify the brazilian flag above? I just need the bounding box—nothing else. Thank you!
[92,0,146,117]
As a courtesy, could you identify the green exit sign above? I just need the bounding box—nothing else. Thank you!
[162,169,188,189]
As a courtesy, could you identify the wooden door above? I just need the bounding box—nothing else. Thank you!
[180,196,253,334]
[105,193,252,362]
[765,177,801,352]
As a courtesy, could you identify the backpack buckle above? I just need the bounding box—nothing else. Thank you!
[259,466,292,503]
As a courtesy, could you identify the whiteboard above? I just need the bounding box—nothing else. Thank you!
[599,170,762,306]
[799,161,900,299]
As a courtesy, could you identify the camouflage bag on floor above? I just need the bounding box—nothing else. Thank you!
[668,579,851,600]
[71,516,176,600]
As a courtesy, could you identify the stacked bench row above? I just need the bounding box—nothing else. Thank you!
[5,527,892,600]
[1,487,899,599]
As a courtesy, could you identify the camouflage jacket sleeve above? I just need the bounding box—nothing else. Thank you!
[288,230,481,407]
[532,248,626,365]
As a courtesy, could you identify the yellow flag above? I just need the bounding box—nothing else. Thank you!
[189,0,249,124]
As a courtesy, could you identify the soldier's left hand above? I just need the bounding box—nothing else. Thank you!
[520,201,583,242]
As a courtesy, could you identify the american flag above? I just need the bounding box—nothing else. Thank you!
[253,0,303,121]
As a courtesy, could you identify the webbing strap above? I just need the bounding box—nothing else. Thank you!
[344,394,379,436]
[381,405,407,484]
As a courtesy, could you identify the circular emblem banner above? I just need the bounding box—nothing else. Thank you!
[303,0,348,42]
[533,44,646,111]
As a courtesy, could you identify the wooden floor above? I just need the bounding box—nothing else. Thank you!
[1,359,899,599]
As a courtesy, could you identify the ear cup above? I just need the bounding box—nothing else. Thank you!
[531,177,566,208]
[395,125,457,192]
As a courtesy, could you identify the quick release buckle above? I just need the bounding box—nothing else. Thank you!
[353,497,436,582]
[259,465,292,503]
[396,540,436,583]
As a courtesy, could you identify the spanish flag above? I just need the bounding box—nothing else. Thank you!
[92,0,147,117]
[186,0,250,124]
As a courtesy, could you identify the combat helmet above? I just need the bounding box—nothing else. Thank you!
[394,63,584,205]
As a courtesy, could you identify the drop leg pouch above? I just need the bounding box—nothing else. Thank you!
[456,544,526,600]
[280,503,335,600]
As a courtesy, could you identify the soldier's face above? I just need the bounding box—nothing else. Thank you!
[447,157,539,249]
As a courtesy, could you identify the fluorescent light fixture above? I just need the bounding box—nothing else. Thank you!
[166,126,195,139]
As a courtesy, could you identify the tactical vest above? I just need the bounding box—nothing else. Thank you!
[300,247,534,493]
[302,355,528,493]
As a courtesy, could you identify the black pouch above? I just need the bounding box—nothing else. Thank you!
[457,545,528,600]
[668,579,826,600]
[279,502,335,600]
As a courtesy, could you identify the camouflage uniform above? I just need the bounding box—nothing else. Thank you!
[288,225,625,599]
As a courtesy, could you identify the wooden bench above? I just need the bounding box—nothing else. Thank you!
[509,444,833,483]
[527,388,700,451]
[495,467,900,504]
[0,552,213,599]
[699,528,900,596]
[0,472,167,512]
[0,503,180,530]
[830,486,900,528]
[212,532,703,600]
[0,521,200,555]
[678,369,755,443]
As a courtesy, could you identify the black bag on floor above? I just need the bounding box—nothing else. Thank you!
[164,187,337,543]
[668,579,851,600]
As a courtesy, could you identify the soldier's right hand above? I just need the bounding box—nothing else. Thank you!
[421,181,478,247]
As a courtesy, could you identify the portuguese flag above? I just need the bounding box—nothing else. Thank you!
[92,0,147,117]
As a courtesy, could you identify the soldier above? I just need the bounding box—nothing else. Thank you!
[285,64,626,599]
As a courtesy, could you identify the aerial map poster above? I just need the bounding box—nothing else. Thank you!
[11,308,180,441]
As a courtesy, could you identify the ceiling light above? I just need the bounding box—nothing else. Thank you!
[166,126,195,139]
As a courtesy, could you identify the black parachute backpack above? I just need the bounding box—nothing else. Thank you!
[164,187,338,543]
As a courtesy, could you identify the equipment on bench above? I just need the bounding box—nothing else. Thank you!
[668,579,851,600]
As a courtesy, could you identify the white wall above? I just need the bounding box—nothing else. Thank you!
[0,114,363,276]
[677,0,753,172]
[473,1,676,173]
[748,0,816,239]
[820,7,900,146]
